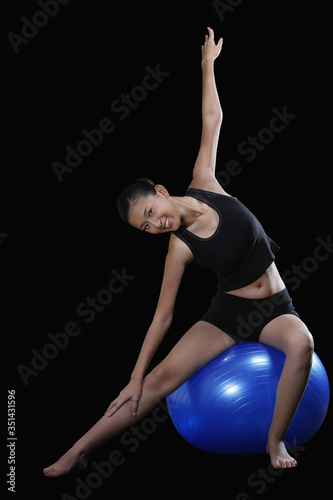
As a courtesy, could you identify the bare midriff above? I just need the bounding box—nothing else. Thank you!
[226,262,285,299]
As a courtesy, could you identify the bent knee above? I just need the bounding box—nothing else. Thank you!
[286,328,314,367]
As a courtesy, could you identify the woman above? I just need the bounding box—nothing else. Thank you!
[44,28,314,476]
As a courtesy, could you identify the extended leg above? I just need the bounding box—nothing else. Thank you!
[259,314,314,469]
[43,321,235,477]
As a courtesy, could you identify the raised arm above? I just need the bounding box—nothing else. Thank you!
[191,28,224,189]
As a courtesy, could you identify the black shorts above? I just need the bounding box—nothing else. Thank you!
[201,287,299,343]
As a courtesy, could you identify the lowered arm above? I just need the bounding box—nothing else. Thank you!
[130,235,193,382]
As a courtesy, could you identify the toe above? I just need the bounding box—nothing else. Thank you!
[43,466,60,477]
[286,457,297,468]
[272,459,282,470]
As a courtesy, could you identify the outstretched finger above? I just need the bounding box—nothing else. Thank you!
[131,399,139,417]
[217,37,224,51]
[105,398,122,417]
[106,403,120,417]
[207,26,214,39]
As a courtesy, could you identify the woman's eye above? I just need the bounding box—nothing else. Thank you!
[143,209,152,230]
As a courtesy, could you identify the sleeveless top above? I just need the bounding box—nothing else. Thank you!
[174,188,280,292]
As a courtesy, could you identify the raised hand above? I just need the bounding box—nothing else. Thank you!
[201,27,223,62]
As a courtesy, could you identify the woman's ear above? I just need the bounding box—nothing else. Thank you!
[154,184,170,198]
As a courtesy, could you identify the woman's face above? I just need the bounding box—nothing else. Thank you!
[128,186,180,234]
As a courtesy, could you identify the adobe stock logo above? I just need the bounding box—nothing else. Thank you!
[235,234,333,340]
[0,233,9,244]
[17,267,135,386]
[282,235,333,291]
[216,106,297,188]
[7,0,71,54]
[213,0,245,23]
[51,64,170,183]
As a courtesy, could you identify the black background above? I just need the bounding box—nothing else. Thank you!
[3,1,332,499]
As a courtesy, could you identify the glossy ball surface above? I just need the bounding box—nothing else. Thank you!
[166,342,329,454]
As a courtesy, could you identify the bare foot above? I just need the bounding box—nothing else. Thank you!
[266,438,297,469]
[43,446,89,477]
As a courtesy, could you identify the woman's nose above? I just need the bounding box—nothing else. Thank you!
[151,218,162,229]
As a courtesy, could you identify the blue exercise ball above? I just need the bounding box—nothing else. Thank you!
[166,342,329,455]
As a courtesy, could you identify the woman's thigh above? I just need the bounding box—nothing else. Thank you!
[145,321,235,398]
[259,314,314,355]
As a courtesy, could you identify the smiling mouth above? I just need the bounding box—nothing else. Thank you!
[164,216,170,229]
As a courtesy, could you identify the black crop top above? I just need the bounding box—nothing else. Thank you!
[174,188,280,292]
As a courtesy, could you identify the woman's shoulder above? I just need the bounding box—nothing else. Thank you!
[188,172,232,197]
[168,232,194,266]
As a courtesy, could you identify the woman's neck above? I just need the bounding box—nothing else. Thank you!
[169,196,204,228]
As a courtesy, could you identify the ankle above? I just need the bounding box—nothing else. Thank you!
[268,432,285,444]
[71,442,91,459]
